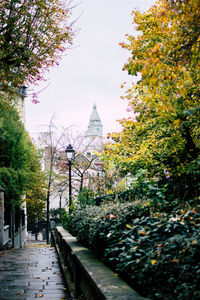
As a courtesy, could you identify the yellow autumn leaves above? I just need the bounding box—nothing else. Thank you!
[102,0,200,182]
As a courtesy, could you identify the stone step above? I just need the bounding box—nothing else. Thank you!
[0,243,71,300]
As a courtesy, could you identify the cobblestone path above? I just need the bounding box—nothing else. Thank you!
[0,242,70,299]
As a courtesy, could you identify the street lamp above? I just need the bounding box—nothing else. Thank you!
[65,144,75,214]
[18,85,28,97]
[58,188,63,222]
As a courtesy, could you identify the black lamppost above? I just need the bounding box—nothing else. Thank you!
[58,188,63,222]
[18,85,28,97]
[65,144,75,214]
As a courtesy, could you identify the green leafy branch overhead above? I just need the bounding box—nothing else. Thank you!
[0,0,74,95]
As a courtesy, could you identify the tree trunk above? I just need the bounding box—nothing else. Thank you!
[46,189,50,244]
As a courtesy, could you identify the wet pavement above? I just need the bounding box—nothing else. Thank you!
[0,242,71,299]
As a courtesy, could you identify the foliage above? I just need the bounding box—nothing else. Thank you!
[0,95,45,211]
[0,0,74,94]
[65,201,200,299]
[26,195,45,224]
[64,202,149,257]
[76,169,170,209]
[104,205,200,299]
[102,0,200,201]
[0,167,27,208]
[77,187,96,207]
[25,148,46,224]
[0,95,30,207]
[48,207,65,219]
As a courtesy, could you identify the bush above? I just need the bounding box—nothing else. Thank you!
[64,202,200,299]
[78,187,96,207]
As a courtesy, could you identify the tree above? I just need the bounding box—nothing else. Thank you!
[103,0,200,201]
[0,94,46,241]
[25,147,46,224]
[67,133,106,199]
[70,134,101,192]
[38,118,72,242]
[0,95,32,207]
[40,125,106,211]
[0,0,74,95]
[73,152,97,192]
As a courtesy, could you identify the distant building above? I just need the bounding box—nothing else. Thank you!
[84,102,103,154]
[85,102,103,137]
[82,102,104,190]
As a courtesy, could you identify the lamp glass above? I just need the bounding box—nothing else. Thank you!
[58,188,63,197]
[65,144,75,161]
[66,152,73,161]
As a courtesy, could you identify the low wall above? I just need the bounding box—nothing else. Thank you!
[0,187,5,249]
[14,226,26,249]
[3,225,9,246]
[52,226,147,300]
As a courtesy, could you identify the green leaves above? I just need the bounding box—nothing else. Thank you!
[0,0,74,93]
[102,0,200,201]
[0,95,45,209]
[66,201,200,299]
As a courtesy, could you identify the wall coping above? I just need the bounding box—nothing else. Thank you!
[55,226,147,300]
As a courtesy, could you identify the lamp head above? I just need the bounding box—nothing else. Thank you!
[58,188,63,197]
[65,144,75,162]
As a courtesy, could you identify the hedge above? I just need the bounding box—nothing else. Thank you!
[64,201,200,299]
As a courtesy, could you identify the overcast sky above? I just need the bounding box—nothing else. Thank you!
[25,0,155,140]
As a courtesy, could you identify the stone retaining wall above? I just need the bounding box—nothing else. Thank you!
[52,226,147,300]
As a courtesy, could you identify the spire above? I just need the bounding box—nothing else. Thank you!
[85,102,103,137]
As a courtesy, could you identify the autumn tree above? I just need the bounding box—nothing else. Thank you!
[103,0,200,201]
[0,0,74,95]
[25,148,46,224]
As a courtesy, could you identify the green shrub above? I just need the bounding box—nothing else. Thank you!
[65,202,200,299]
[78,187,96,207]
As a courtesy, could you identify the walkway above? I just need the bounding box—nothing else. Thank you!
[0,242,71,299]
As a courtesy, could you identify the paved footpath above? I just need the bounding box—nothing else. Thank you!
[0,242,71,299]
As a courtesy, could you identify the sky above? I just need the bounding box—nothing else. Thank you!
[25,0,155,140]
